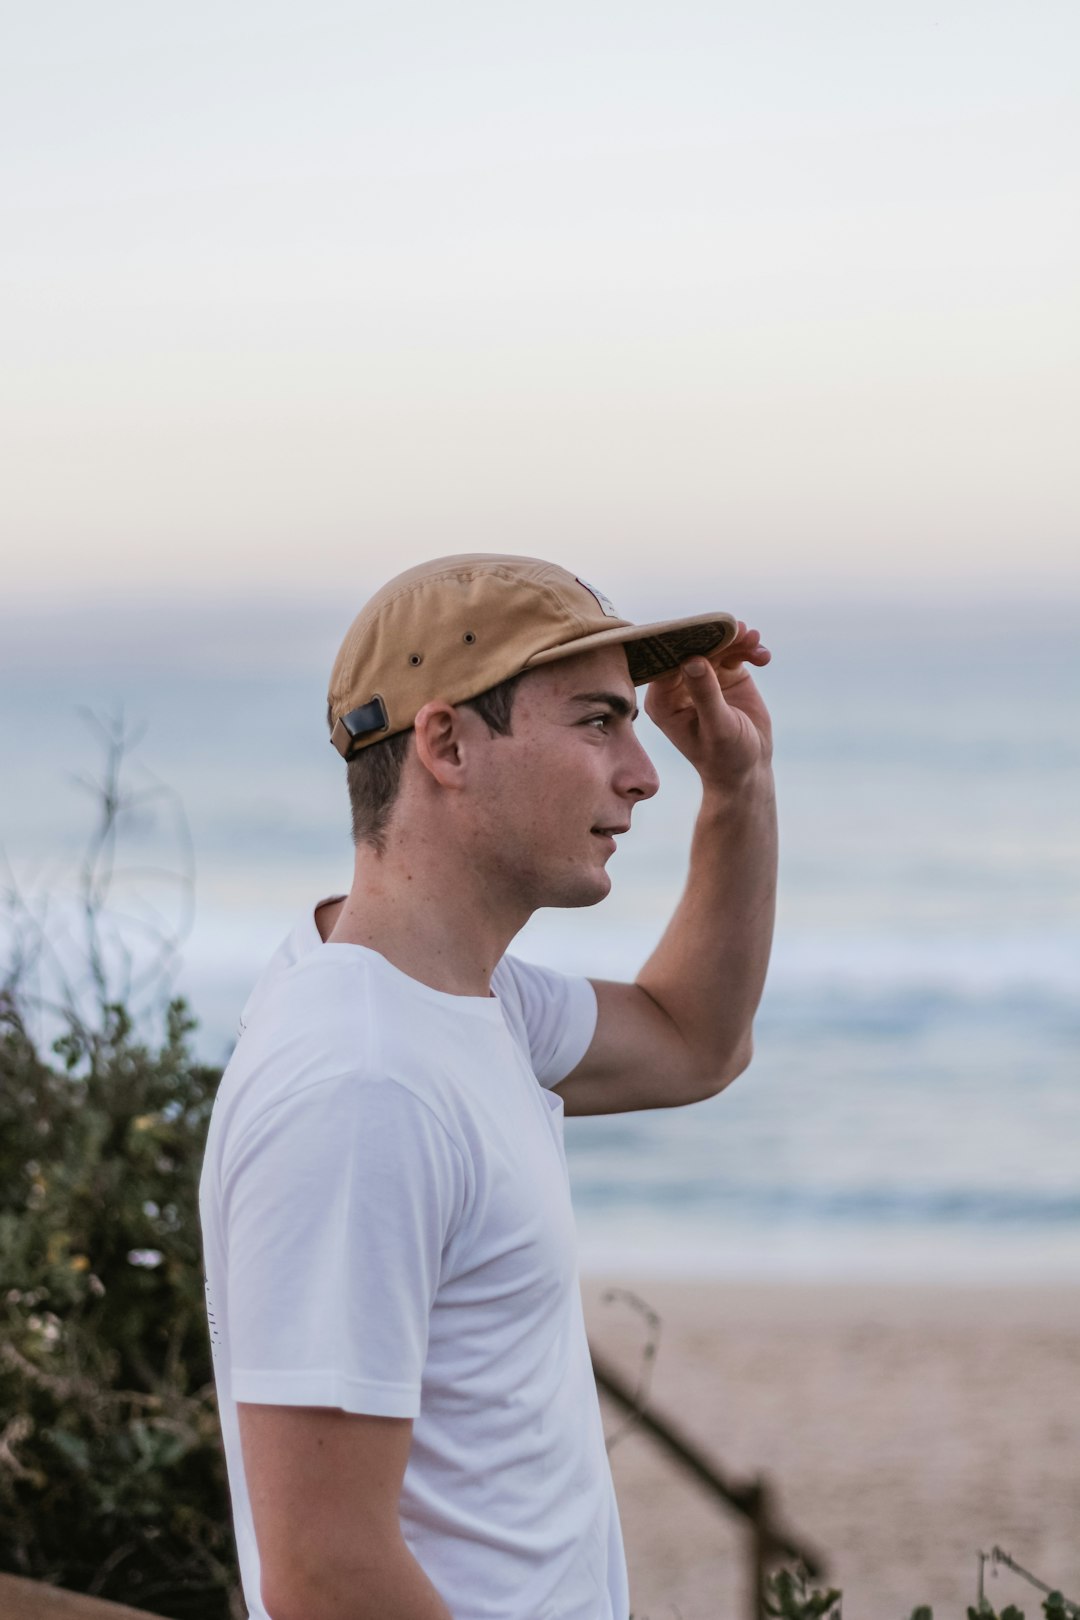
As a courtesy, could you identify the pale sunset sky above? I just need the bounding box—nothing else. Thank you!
[2,0,1078,613]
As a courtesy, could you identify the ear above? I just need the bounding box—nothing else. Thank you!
[412,700,472,788]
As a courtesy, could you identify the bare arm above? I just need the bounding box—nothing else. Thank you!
[238,1403,453,1620]
[555,624,776,1115]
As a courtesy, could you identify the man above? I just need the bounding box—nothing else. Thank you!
[199,552,775,1620]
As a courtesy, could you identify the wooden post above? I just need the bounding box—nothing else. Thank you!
[747,1475,773,1620]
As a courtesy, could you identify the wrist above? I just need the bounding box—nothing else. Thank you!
[698,761,776,817]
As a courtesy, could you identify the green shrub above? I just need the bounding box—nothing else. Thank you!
[0,989,238,1617]
[765,1565,842,1616]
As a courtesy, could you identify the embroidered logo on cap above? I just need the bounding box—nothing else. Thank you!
[576,578,620,619]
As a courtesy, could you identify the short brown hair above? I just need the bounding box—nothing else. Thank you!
[329,672,524,853]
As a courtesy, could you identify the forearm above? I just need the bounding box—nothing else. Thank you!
[266,1536,454,1620]
[636,762,777,1087]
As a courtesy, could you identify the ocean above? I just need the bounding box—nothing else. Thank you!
[2,593,1077,1283]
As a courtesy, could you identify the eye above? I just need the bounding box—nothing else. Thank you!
[585,713,612,731]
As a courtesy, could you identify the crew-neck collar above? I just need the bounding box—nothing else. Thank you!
[299,901,503,1017]
[316,941,505,1017]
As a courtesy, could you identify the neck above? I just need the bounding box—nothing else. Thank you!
[325,827,530,998]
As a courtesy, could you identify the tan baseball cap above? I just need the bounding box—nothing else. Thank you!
[328,552,738,759]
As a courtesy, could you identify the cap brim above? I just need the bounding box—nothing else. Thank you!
[523,612,740,685]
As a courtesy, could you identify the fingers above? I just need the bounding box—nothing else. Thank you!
[720,621,771,668]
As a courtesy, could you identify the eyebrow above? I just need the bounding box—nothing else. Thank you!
[569,690,639,721]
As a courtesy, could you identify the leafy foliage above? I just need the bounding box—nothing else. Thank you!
[0,988,238,1617]
[765,1565,843,1617]
[912,1589,1075,1619]
[962,1597,1075,1620]
[761,1571,1078,1620]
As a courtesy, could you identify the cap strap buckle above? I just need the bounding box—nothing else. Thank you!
[330,695,389,759]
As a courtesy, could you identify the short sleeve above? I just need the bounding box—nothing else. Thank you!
[223,1073,467,1418]
[494,955,599,1088]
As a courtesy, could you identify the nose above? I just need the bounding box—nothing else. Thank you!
[616,731,660,802]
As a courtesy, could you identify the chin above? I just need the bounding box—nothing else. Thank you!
[545,867,612,910]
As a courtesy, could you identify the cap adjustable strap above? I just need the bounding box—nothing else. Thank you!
[330,695,389,759]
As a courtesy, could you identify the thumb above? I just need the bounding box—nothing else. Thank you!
[681,657,730,724]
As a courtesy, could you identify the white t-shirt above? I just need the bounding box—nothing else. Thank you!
[199,903,629,1620]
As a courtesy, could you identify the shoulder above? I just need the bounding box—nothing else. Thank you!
[237,895,344,1034]
[218,946,488,1151]
[215,949,395,1150]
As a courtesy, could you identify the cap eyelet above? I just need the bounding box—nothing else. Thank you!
[462,631,476,645]
[408,653,423,667]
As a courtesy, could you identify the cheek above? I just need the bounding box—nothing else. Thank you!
[546,748,609,809]
[472,733,602,840]
[536,778,603,856]
[471,749,550,840]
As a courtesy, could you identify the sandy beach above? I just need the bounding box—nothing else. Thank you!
[581,1278,1080,1620]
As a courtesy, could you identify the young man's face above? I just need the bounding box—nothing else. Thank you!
[463,643,661,911]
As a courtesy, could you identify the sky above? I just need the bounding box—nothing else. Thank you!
[2,0,1079,611]
[2,6,1077,1288]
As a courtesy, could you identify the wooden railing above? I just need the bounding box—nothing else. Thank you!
[0,1573,156,1620]
[591,1345,827,1620]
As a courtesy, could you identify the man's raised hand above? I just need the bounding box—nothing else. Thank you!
[643,621,773,792]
